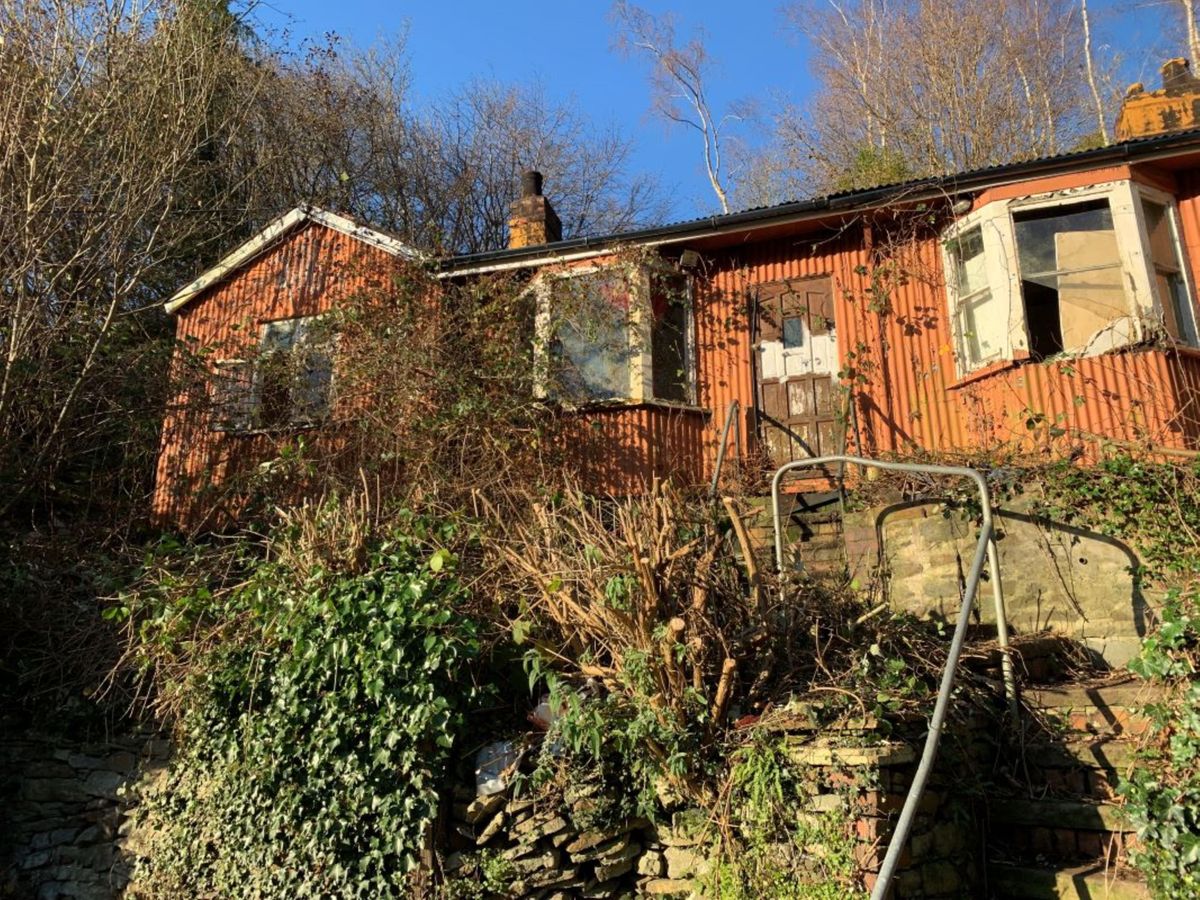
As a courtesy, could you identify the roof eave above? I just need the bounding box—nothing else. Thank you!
[164,206,422,315]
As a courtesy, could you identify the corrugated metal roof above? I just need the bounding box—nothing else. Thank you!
[441,127,1200,273]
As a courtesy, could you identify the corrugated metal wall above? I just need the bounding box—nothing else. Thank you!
[152,223,405,527]
[563,405,708,495]
[156,163,1200,526]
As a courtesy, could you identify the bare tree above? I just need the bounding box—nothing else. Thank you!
[1082,0,1112,146]
[610,1,735,213]
[251,44,664,253]
[0,0,274,517]
[771,0,1099,195]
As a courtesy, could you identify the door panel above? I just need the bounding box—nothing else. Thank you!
[755,277,841,469]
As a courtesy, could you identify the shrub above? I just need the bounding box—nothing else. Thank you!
[1122,585,1200,898]
[121,507,481,898]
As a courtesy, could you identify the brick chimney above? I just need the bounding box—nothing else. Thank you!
[507,170,561,249]
[1116,58,1200,140]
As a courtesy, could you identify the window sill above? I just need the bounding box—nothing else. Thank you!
[547,397,711,416]
[947,356,1029,390]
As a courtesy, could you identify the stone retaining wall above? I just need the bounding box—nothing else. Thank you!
[843,495,1152,666]
[442,729,982,898]
[0,726,166,900]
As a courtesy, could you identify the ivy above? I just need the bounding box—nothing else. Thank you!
[1122,586,1200,898]
[1035,454,1200,582]
[126,514,481,898]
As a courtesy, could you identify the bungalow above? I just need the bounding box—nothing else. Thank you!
[153,60,1200,527]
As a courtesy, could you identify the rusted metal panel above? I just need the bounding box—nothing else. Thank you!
[562,404,708,495]
[152,222,406,527]
[157,163,1200,524]
[951,350,1198,454]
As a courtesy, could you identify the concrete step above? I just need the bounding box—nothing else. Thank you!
[986,861,1149,899]
[1015,737,1138,801]
[1024,681,1159,711]
[991,797,1129,833]
[987,796,1136,864]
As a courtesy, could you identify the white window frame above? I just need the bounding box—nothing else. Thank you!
[533,263,697,406]
[1132,184,1200,346]
[942,179,1195,377]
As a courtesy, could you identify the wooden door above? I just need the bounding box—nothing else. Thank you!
[755,277,840,468]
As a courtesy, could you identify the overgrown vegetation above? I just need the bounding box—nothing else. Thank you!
[1122,586,1200,898]
[113,505,481,897]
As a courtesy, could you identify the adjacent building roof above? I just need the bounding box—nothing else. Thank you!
[164,206,421,315]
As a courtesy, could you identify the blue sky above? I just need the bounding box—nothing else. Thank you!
[254,0,1182,220]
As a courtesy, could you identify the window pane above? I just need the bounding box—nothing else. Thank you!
[1014,200,1117,280]
[211,361,254,432]
[261,318,298,352]
[255,316,334,427]
[1142,198,1196,344]
[293,348,333,422]
[1014,199,1130,356]
[1142,200,1178,270]
[948,226,988,295]
[782,315,805,349]
[651,273,691,403]
[552,273,631,402]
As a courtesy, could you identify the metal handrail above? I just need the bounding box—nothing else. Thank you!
[708,399,741,497]
[770,455,1016,900]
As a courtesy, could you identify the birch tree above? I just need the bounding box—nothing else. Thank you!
[610,1,736,213]
[772,0,1100,194]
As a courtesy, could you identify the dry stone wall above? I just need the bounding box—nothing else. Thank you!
[0,727,165,900]
[843,496,1153,666]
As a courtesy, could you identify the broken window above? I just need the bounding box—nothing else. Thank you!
[1014,200,1129,359]
[541,266,695,405]
[946,226,1007,369]
[943,180,1196,376]
[211,360,255,432]
[650,272,695,404]
[1142,198,1198,344]
[550,272,634,402]
[209,316,334,432]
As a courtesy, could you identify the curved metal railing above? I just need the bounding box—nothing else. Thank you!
[770,455,1016,900]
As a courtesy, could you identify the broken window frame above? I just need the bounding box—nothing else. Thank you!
[942,179,1195,377]
[533,262,698,407]
[1134,186,1199,346]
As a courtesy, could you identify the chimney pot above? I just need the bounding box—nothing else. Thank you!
[1163,57,1193,90]
[1116,57,1200,141]
[521,170,544,198]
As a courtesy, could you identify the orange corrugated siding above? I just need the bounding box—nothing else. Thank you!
[565,404,708,495]
[152,222,408,527]
[157,160,1200,526]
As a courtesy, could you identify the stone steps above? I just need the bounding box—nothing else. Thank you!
[986,861,1150,899]
[984,671,1151,897]
[732,494,847,575]
[1021,681,1159,737]
[1014,736,1136,801]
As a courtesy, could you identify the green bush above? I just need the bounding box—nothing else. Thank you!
[125,513,480,898]
[1122,586,1200,898]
